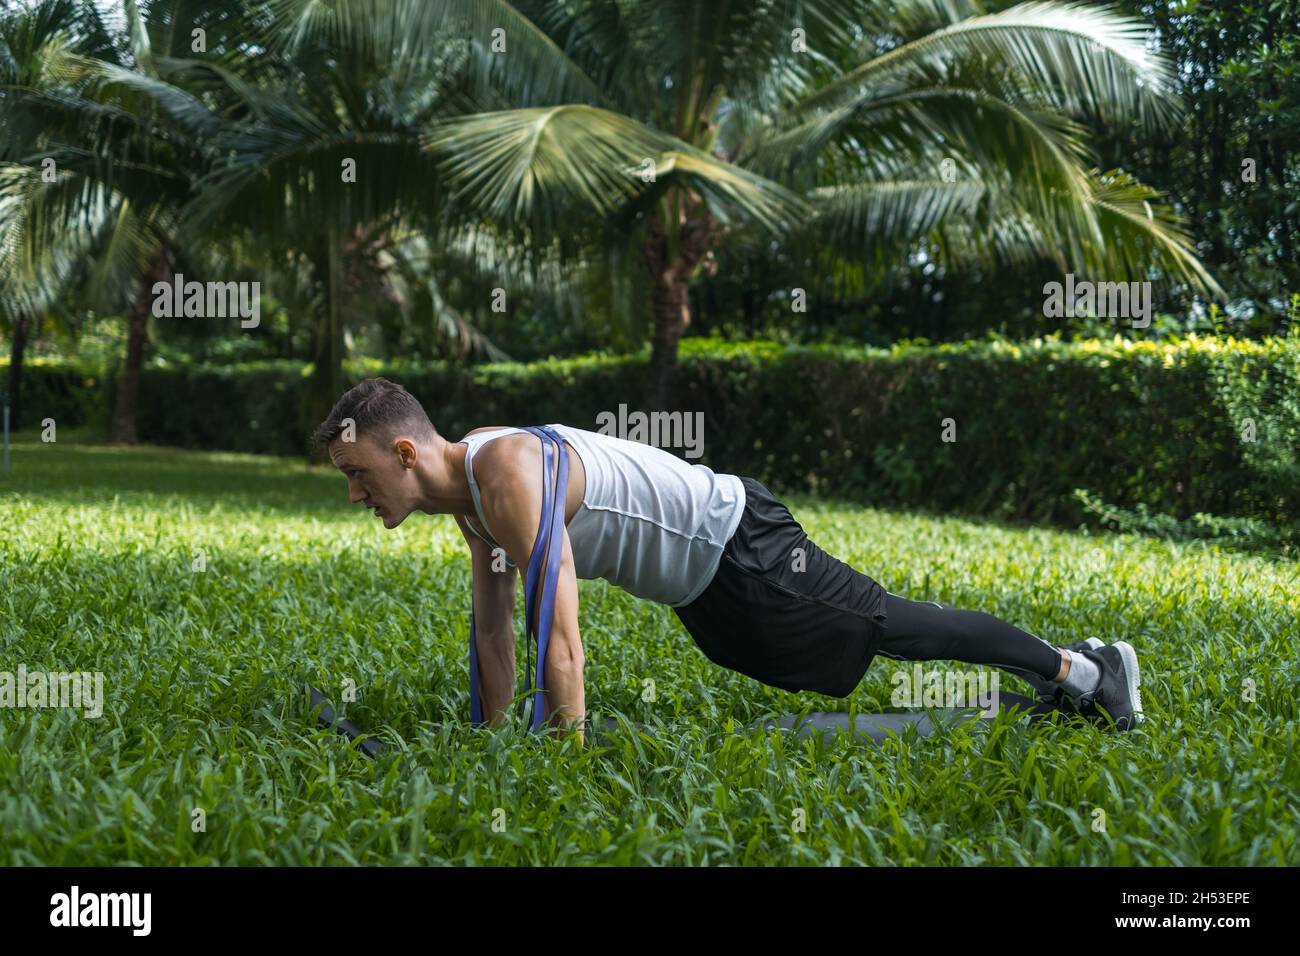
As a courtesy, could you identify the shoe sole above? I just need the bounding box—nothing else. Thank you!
[1108,640,1144,729]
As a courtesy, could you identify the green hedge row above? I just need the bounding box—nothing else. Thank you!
[0,360,110,433]
[4,333,1298,527]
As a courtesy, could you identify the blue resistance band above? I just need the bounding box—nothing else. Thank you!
[468,425,570,734]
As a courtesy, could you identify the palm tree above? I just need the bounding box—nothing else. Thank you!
[6,0,578,445]
[416,0,1224,405]
[0,0,252,443]
[175,0,620,434]
[0,160,146,432]
[198,0,805,411]
[0,0,147,432]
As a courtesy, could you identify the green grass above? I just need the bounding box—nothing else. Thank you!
[1,435,1297,865]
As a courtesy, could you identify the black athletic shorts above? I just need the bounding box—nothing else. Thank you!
[672,476,888,698]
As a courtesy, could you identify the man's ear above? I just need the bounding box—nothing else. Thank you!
[394,437,418,468]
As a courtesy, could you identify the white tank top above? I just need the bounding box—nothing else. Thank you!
[457,424,745,606]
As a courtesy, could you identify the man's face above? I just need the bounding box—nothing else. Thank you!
[328,434,419,530]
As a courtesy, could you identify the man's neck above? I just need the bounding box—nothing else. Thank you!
[415,439,476,516]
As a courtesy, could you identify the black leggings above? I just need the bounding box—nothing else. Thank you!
[875,591,1064,682]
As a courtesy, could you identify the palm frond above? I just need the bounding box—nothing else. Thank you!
[0,161,157,317]
[807,177,988,252]
[63,52,221,138]
[1076,167,1224,300]
[423,104,809,235]
[799,1,1179,132]
[264,0,602,107]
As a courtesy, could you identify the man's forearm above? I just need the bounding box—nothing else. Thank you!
[475,627,516,726]
[544,655,586,740]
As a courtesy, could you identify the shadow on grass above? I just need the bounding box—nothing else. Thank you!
[0,440,345,516]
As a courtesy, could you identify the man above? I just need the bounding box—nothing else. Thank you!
[315,378,1144,743]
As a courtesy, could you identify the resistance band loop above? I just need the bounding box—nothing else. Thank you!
[468,426,569,733]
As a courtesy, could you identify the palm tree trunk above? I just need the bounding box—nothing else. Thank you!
[643,195,722,409]
[110,247,171,445]
[6,312,34,431]
[108,292,149,445]
[302,230,346,456]
[649,270,691,409]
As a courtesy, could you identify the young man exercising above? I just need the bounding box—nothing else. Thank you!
[315,378,1144,743]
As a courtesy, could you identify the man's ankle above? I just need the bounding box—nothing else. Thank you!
[1053,649,1071,684]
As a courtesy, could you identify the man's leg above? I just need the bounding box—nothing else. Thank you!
[872,591,1144,728]
[874,591,1065,685]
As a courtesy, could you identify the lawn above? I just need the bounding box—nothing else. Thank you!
[1,436,1296,865]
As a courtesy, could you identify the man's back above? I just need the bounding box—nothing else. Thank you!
[460,424,745,606]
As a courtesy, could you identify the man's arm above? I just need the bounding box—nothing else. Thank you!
[456,514,518,727]
[476,453,586,742]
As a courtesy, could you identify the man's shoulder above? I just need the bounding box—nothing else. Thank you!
[465,423,590,500]
[460,425,517,441]
[468,431,538,496]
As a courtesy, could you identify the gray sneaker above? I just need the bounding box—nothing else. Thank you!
[1021,638,1105,707]
[1067,642,1145,732]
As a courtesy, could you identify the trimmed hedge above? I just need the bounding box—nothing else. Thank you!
[0,359,109,433]
[673,335,1300,527]
[4,333,1298,528]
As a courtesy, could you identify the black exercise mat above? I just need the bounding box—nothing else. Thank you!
[305,686,1065,757]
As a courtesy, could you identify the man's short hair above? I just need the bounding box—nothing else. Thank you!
[313,378,438,451]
